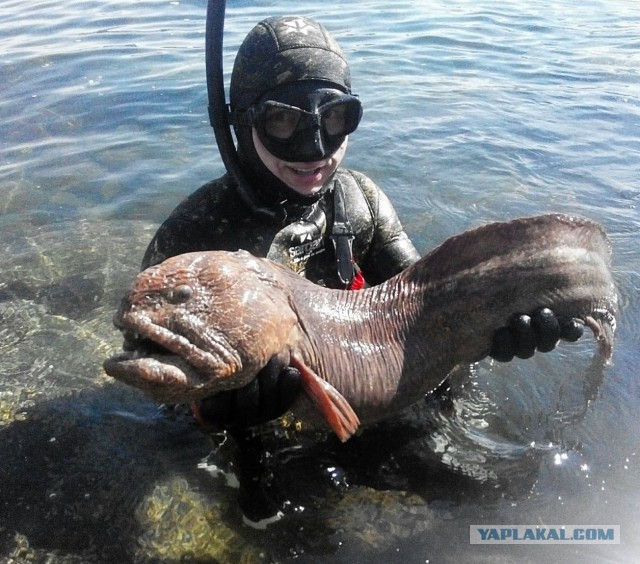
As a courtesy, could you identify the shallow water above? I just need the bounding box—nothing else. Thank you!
[1,0,639,562]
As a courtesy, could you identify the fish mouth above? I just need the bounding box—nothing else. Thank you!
[103,313,243,403]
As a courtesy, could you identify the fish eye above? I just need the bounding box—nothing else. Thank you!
[167,284,193,304]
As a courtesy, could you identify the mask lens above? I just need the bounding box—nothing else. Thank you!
[322,104,347,136]
[262,104,303,140]
[320,98,362,136]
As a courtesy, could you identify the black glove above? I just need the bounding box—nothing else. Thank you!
[194,357,301,429]
[490,307,584,362]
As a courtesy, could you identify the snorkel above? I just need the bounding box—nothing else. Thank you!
[205,0,279,219]
[205,6,361,288]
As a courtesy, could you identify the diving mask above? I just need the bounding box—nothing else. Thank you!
[232,86,362,162]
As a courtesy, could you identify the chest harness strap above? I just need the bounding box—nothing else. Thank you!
[331,179,361,289]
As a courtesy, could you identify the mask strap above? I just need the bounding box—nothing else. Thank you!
[330,179,356,288]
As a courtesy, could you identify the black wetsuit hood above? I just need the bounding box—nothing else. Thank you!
[229,16,355,213]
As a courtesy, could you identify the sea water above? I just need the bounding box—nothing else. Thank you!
[1,1,639,562]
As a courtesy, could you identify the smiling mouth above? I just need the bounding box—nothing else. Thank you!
[289,165,323,176]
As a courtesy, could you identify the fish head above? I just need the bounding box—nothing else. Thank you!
[104,251,299,402]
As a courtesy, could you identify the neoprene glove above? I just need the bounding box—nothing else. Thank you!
[195,357,301,429]
[490,307,584,362]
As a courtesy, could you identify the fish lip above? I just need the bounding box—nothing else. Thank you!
[104,349,189,385]
[103,351,218,402]
[128,312,241,373]
[104,311,243,400]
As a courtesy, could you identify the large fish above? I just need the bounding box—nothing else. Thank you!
[104,214,617,441]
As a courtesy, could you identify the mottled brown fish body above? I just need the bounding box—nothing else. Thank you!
[286,214,616,426]
[104,214,617,440]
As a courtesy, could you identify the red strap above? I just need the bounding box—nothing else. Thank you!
[348,270,365,290]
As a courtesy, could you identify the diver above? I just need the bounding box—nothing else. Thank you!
[141,14,583,431]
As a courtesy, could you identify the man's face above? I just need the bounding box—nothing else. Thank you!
[252,129,348,197]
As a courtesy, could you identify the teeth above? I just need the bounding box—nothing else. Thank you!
[292,167,320,175]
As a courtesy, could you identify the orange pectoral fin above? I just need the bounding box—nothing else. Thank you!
[291,354,360,442]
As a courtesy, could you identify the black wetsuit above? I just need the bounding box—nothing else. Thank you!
[142,168,420,288]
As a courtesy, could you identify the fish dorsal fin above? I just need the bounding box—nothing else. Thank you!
[291,354,360,442]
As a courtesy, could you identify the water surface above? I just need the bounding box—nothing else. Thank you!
[1,0,639,562]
